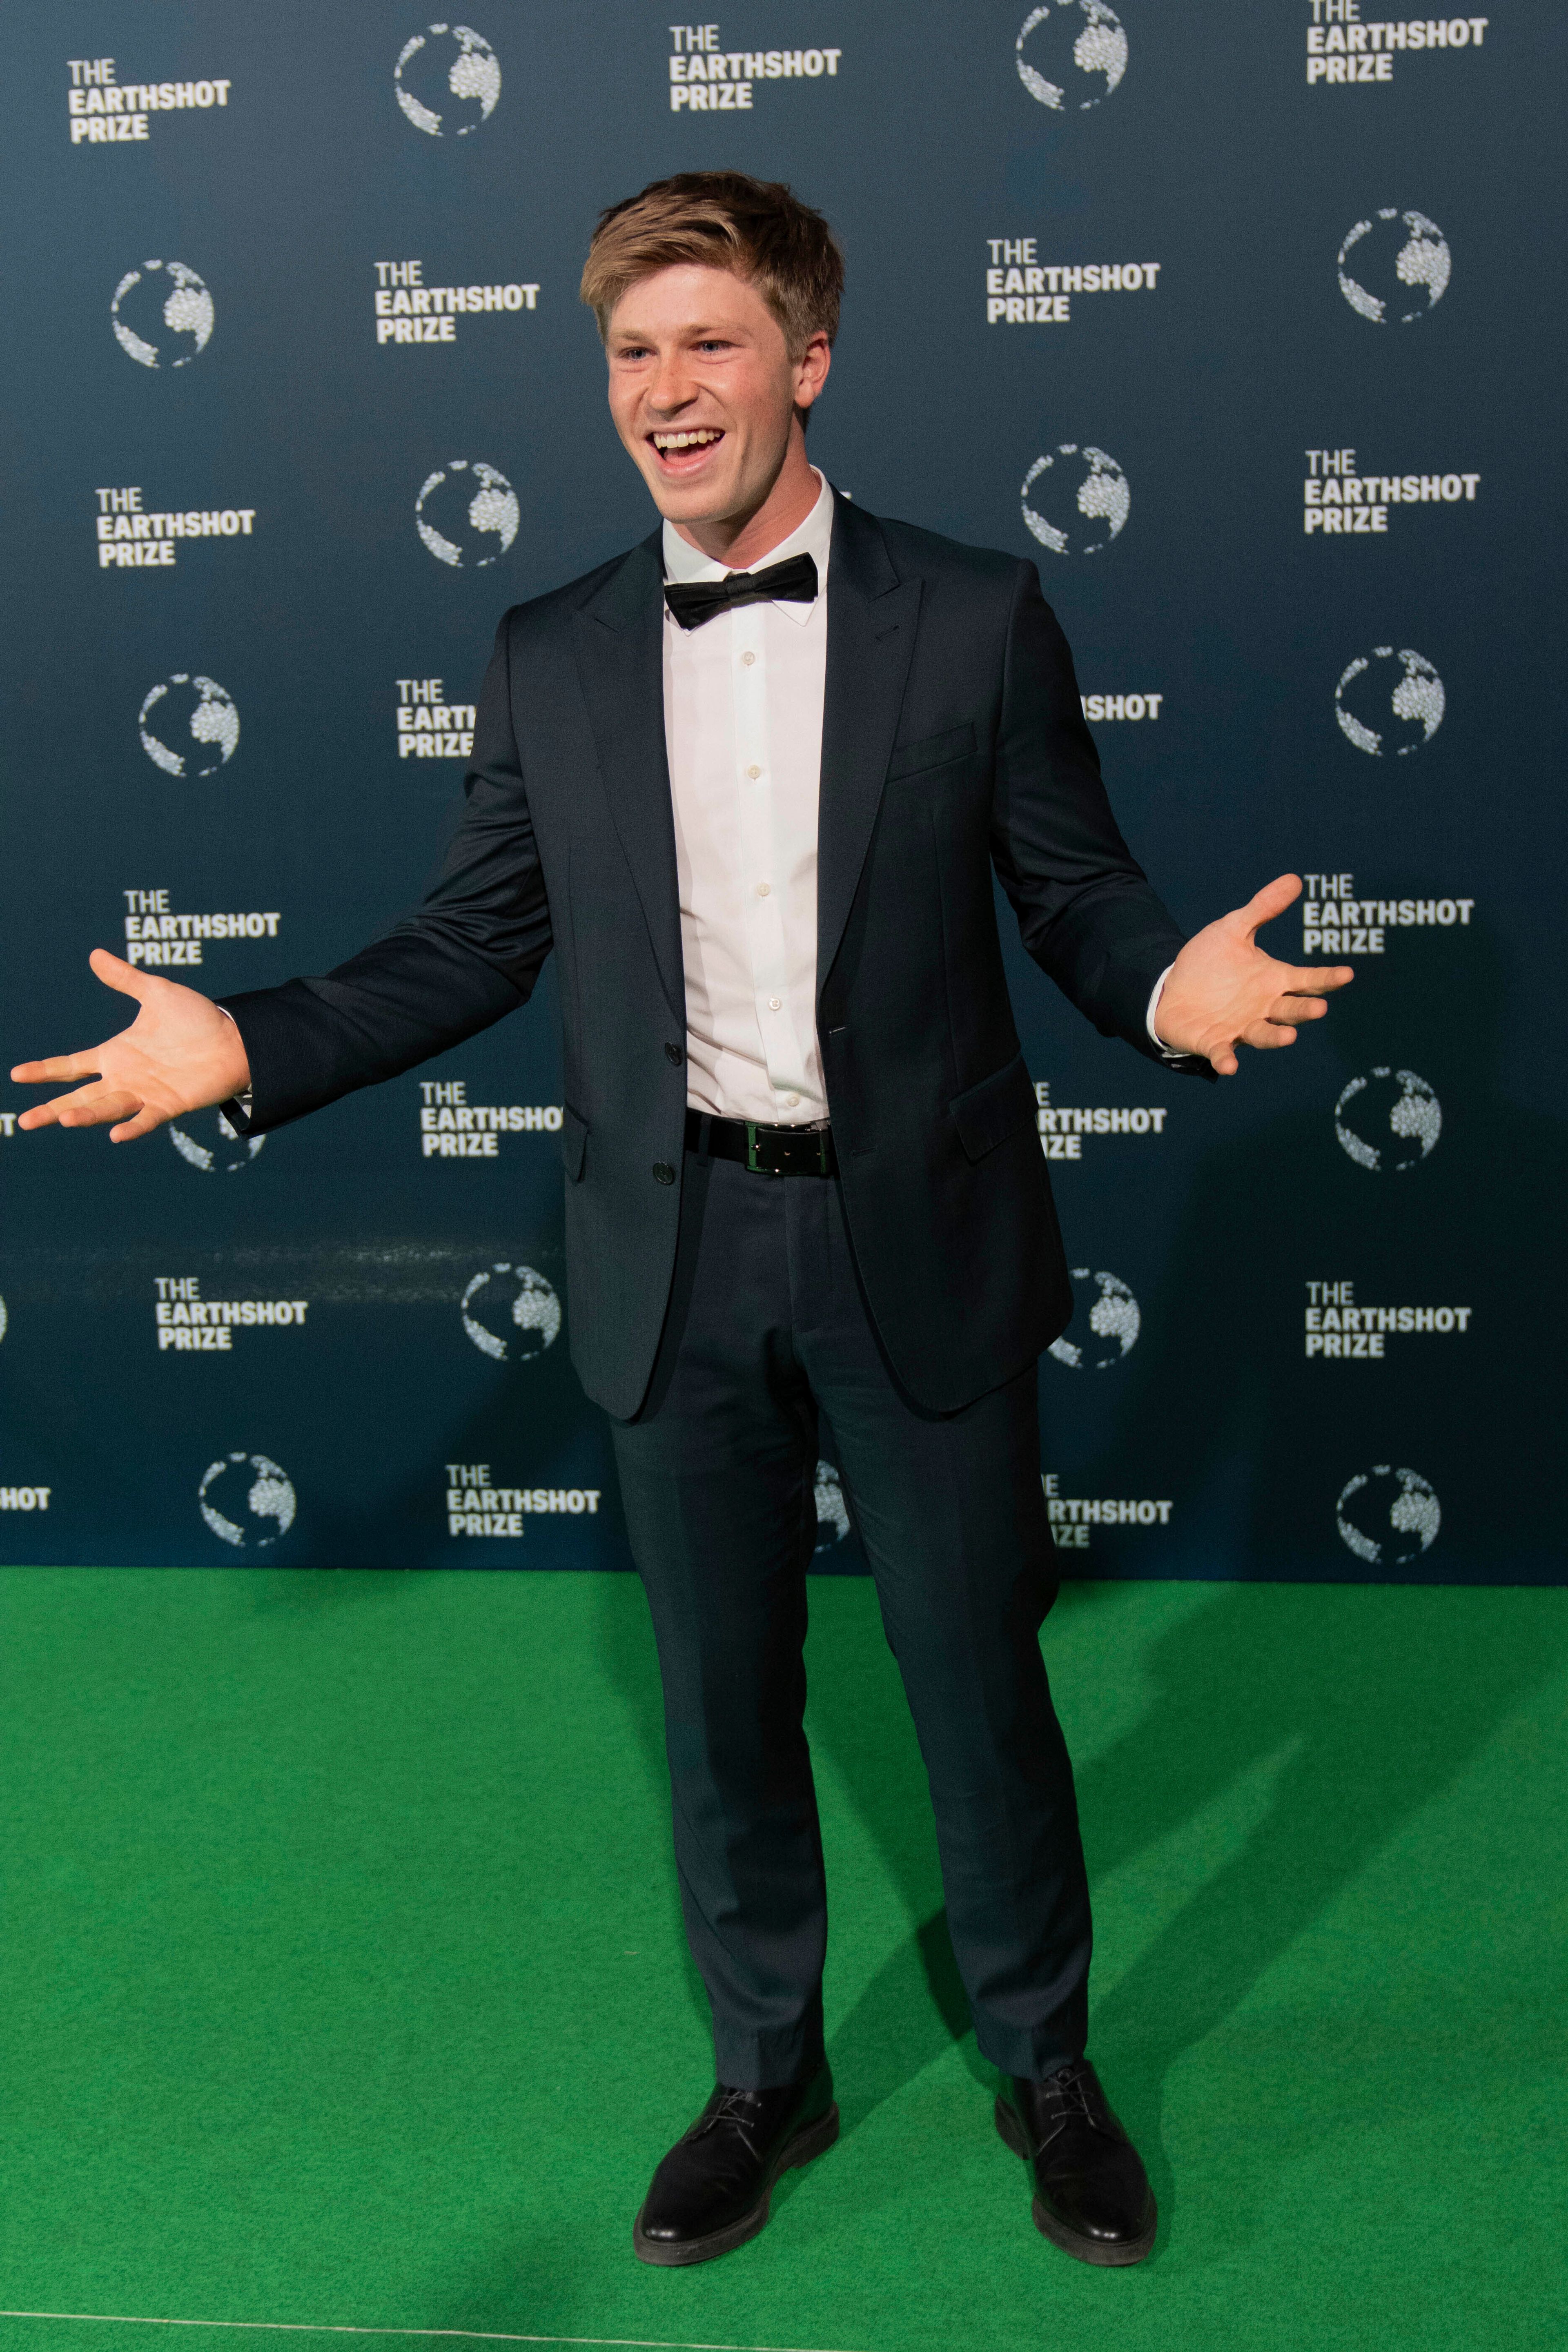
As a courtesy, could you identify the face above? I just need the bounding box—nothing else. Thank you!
[605,263,830,528]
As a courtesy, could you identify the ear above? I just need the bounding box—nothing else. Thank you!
[792,331,832,413]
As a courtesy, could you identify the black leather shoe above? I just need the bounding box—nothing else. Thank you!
[996,2060,1157,2266]
[633,2067,838,2266]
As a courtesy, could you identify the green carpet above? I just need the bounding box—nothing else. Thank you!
[0,1568,1563,2352]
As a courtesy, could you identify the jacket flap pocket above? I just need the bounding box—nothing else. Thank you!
[949,1051,1036,1163]
[886,722,975,782]
[561,1104,588,1183]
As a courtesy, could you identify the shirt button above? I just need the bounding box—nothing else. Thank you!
[746,764,761,780]
[741,651,756,666]
[784,1093,800,1107]
[767,996,782,1011]
[755,881,770,896]
[653,1162,676,1186]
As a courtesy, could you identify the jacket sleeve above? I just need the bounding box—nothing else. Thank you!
[989,560,1212,1077]
[219,612,553,1134]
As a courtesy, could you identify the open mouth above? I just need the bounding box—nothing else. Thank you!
[649,427,726,476]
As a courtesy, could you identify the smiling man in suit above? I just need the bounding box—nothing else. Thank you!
[15,172,1349,2270]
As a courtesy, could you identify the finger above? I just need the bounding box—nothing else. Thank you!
[109,1105,167,1144]
[1209,1047,1239,1077]
[19,1084,143,1133]
[11,1051,104,1086]
[88,947,154,1002]
[1236,873,1302,936]
[1240,1020,1297,1051]
[1270,962,1355,997]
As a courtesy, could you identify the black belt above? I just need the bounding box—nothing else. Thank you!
[684,1107,837,1176]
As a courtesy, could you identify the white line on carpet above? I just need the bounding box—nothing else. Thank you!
[0,2316,860,2352]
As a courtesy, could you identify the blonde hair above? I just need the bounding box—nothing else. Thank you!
[581,172,844,358]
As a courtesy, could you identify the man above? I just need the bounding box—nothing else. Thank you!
[15,173,1349,2270]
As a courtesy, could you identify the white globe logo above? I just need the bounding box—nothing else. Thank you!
[169,1109,265,1173]
[813,1461,851,1552]
[1049,1268,1140,1370]
[395,24,501,135]
[1022,445,1130,555]
[460,1263,562,1361]
[139,674,241,778]
[1338,209,1450,325]
[1335,1068,1442,1173]
[111,260,214,368]
[1016,2,1127,110]
[416,461,519,567]
[0,1297,7,1345]
[1336,1466,1441,1566]
[199,1452,296,1548]
[1335,649,1445,757]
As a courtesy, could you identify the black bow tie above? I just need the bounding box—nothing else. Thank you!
[664,552,818,631]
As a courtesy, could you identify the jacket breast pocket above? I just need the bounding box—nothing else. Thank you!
[949,1051,1036,1163]
[561,1104,588,1183]
[886,722,976,783]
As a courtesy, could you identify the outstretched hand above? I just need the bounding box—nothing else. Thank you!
[1154,875,1352,1077]
[10,950,252,1143]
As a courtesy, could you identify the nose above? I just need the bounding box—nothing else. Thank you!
[647,350,698,418]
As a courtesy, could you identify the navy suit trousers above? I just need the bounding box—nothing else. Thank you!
[610,1139,1093,2089]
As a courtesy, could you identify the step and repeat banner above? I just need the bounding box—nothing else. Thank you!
[2,4,1560,1579]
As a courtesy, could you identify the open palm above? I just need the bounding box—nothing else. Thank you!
[1154,874,1352,1076]
[11,949,252,1143]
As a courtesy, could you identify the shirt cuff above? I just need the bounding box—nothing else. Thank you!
[218,1006,254,1120]
[1146,964,1183,1060]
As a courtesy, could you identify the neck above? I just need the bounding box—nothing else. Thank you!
[672,433,820,570]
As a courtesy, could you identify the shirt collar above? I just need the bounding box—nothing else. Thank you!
[662,468,833,627]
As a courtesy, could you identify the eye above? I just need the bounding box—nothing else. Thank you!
[695,339,734,353]
[615,343,652,361]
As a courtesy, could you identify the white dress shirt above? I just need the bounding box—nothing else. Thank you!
[662,468,835,1125]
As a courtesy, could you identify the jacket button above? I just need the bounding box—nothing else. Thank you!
[664,1042,684,1065]
[653,1162,676,1185]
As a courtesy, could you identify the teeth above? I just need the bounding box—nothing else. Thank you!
[654,429,723,451]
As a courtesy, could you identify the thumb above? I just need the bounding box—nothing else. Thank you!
[88,947,153,1002]
[1238,873,1302,936]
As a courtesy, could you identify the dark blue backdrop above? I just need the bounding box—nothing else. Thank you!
[3,2,1561,1581]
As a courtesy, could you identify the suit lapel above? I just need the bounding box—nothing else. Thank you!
[570,532,685,1026]
[817,499,921,998]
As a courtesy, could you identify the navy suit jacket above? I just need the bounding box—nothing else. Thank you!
[222,495,1207,1417]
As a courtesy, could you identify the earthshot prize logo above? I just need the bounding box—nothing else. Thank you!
[397,681,475,762]
[985,238,1161,327]
[419,1080,562,1157]
[374,261,538,346]
[1035,1081,1169,1162]
[460,1264,562,1360]
[0,1307,53,1517]
[1305,1281,1472,1360]
[139,676,239,777]
[445,1464,603,1538]
[156,1277,307,1352]
[122,887,280,972]
[1334,652,1443,755]
[68,57,234,145]
[1302,877,1475,962]
[1334,1069,1441,1172]
[1306,11,1490,88]
[1021,446,1130,555]
[1303,450,1479,537]
[112,262,213,367]
[200,1452,296,1548]
[667,28,844,113]
[415,463,519,567]
[1336,1466,1440,1568]
[1048,1270,1140,1370]
[1338,210,1450,324]
[1016,2,1127,110]
[1044,1473,1173,1554]
[395,25,501,135]
[96,488,256,571]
